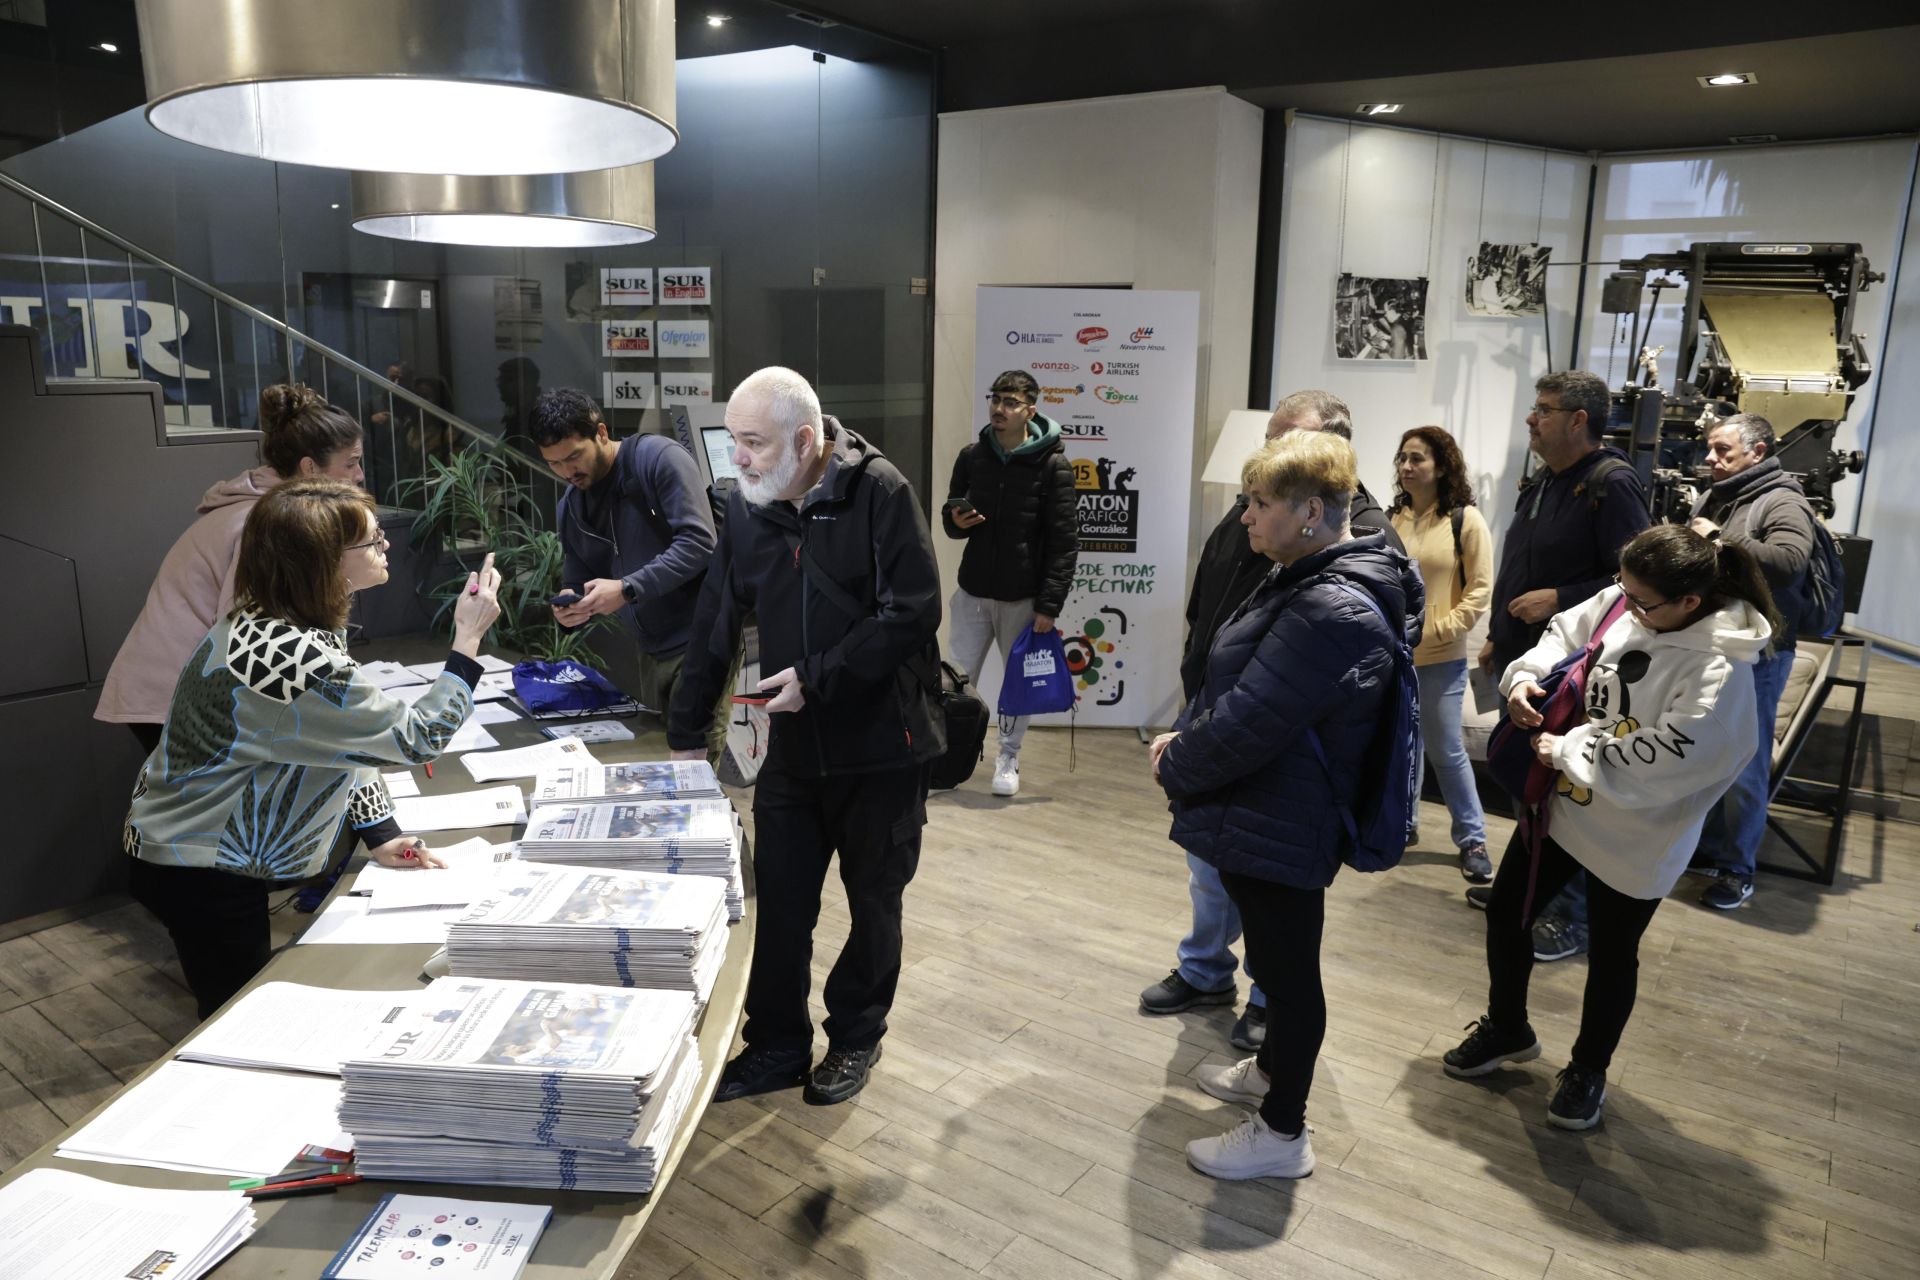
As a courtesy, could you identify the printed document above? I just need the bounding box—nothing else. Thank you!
[0,1168,254,1280]
[174,983,412,1075]
[392,785,527,832]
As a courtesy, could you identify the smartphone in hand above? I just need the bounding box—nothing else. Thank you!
[550,590,583,608]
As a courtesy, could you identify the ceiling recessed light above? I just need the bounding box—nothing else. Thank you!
[1698,72,1757,87]
[1357,103,1402,116]
[707,13,728,25]
[95,42,119,52]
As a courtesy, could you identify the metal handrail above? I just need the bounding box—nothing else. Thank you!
[0,167,554,481]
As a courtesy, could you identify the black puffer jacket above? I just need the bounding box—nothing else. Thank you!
[1690,457,1816,648]
[667,419,944,777]
[941,415,1079,618]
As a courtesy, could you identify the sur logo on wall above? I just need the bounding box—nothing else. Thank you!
[1072,454,1140,554]
[600,268,654,306]
[656,319,711,359]
[602,319,652,357]
[659,267,712,304]
[603,372,657,409]
[660,371,714,404]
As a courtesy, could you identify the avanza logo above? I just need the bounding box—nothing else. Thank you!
[1029,361,1079,372]
[1075,326,1108,345]
[1129,326,1154,343]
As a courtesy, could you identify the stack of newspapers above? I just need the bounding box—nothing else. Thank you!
[531,760,724,804]
[340,977,703,1193]
[446,863,729,1002]
[518,797,744,922]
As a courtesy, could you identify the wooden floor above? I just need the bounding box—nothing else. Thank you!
[7,655,1920,1280]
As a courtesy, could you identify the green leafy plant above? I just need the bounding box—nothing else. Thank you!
[392,445,610,664]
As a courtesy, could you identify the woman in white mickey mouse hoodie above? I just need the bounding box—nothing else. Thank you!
[1441,524,1777,1131]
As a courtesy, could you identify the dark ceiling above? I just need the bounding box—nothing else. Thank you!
[803,1,1920,150]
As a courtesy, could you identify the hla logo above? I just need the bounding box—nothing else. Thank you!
[1129,326,1154,343]
[1095,385,1138,404]
[1006,329,1060,345]
[661,274,708,300]
[1076,326,1108,345]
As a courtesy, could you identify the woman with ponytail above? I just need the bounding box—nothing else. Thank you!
[96,385,366,750]
[1439,525,1776,1130]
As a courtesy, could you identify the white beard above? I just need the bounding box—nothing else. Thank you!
[739,435,809,508]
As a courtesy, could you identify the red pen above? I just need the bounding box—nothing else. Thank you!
[424,762,434,779]
[245,1173,363,1198]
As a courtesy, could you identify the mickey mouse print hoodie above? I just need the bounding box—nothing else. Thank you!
[1500,585,1772,900]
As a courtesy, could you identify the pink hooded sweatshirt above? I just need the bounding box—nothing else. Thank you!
[95,466,283,724]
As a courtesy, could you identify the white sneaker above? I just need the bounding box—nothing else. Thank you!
[991,753,1020,796]
[1186,1113,1315,1180]
[1195,1056,1268,1106]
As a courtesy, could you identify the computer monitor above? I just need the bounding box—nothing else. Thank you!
[701,425,739,482]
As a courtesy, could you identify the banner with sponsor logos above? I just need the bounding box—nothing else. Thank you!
[973,287,1200,728]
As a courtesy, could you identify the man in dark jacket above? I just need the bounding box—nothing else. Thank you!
[941,369,1079,797]
[1688,413,1815,909]
[1473,370,1648,961]
[667,366,942,1107]
[1144,387,1402,1053]
[535,388,717,724]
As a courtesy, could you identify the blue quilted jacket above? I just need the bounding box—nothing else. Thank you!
[1159,531,1424,889]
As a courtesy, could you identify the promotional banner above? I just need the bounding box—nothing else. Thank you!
[600,268,654,306]
[601,319,653,357]
[659,372,713,404]
[655,319,711,358]
[603,372,657,410]
[972,287,1200,728]
[658,268,712,305]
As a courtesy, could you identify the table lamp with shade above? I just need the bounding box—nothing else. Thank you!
[1200,409,1274,486]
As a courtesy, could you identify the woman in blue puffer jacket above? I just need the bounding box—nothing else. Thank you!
[1152,429,1423,1182]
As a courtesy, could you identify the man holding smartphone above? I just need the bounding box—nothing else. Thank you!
[941,369,1079,797]
[533,388,718,734]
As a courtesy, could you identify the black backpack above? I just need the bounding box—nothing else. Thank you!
[1751,490,1847,638]
[926,661,990,791]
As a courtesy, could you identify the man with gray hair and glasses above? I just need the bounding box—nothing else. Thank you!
[1471,370,1648,960]
[1686,412,1817,909]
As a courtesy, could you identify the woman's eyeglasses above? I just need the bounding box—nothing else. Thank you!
[346,529,389,552]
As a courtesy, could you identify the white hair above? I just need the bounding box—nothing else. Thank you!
[731,366,823,441]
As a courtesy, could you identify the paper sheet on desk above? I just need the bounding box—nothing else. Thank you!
[356,837,519,909]
[461,735,599,782]
[443,719,501,753]
[57,1060,350,1178]
[382,770,421,797]
[471,698,522,724]
[358,659,427,690]
[0,1169,255,1280]
[409,654,515,681]
[298,895,466,945]
[541,719,635,743]
[393,785,526,831]
[175,982,413,1075]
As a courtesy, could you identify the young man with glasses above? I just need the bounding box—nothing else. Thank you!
[940,369,1079,797]
[1472,370,1648,960]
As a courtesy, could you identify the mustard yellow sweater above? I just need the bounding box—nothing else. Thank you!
[1389,503,1494,666]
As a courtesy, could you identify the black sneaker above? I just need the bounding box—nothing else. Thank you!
[714,1045,810,1103]
[1700,872,1754,910]
[1459,843,1493,884]
[1464,886,1491,910]
[1229,1004,1267,1051]
[1442,1015,1542,1078]
[1532,915,1589,962]
[1548,1065,1607,1130]
[805,1042,881,1105]
[1139,970,1236,1015]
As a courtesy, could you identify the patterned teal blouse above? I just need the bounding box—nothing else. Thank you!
[125,611,475,880]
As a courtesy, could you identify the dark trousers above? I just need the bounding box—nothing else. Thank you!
[745,761,928,1054]
[127,858,271,1020]
[1218,870,1324,1136]
[129,722,163,754]
[1485,826,1663,1072]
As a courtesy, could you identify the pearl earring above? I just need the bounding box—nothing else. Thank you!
[1300,527,1315,538]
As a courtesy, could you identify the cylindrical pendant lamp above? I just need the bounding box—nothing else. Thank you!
[351,165,656,247]
[135,0,677,175]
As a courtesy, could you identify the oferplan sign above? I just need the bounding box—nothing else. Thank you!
[973,287,1199,727]
[655,319,711,359]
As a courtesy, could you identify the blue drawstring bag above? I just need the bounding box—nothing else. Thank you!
[998,624,1076,717]
[511,659,643,720]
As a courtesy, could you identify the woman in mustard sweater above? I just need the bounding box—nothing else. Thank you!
[1388,426,1495,881]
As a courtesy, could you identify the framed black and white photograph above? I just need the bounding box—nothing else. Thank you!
[1334,274,1428,360]
[1465,242,1550,316]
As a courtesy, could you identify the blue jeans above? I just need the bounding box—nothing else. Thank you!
[1415,659,1488,850]
[1696,646,1794,880]
[1177,853,1266,1008]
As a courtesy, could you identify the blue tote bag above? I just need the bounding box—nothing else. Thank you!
[998,624,1076,717]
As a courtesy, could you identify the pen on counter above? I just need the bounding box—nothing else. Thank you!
[424,762,434,779]
[230,1164,344,1190]
[245,1173,363,1199]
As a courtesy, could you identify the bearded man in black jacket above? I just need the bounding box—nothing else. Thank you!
[1143,388,1404,1053]
[668,366,943,1107]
